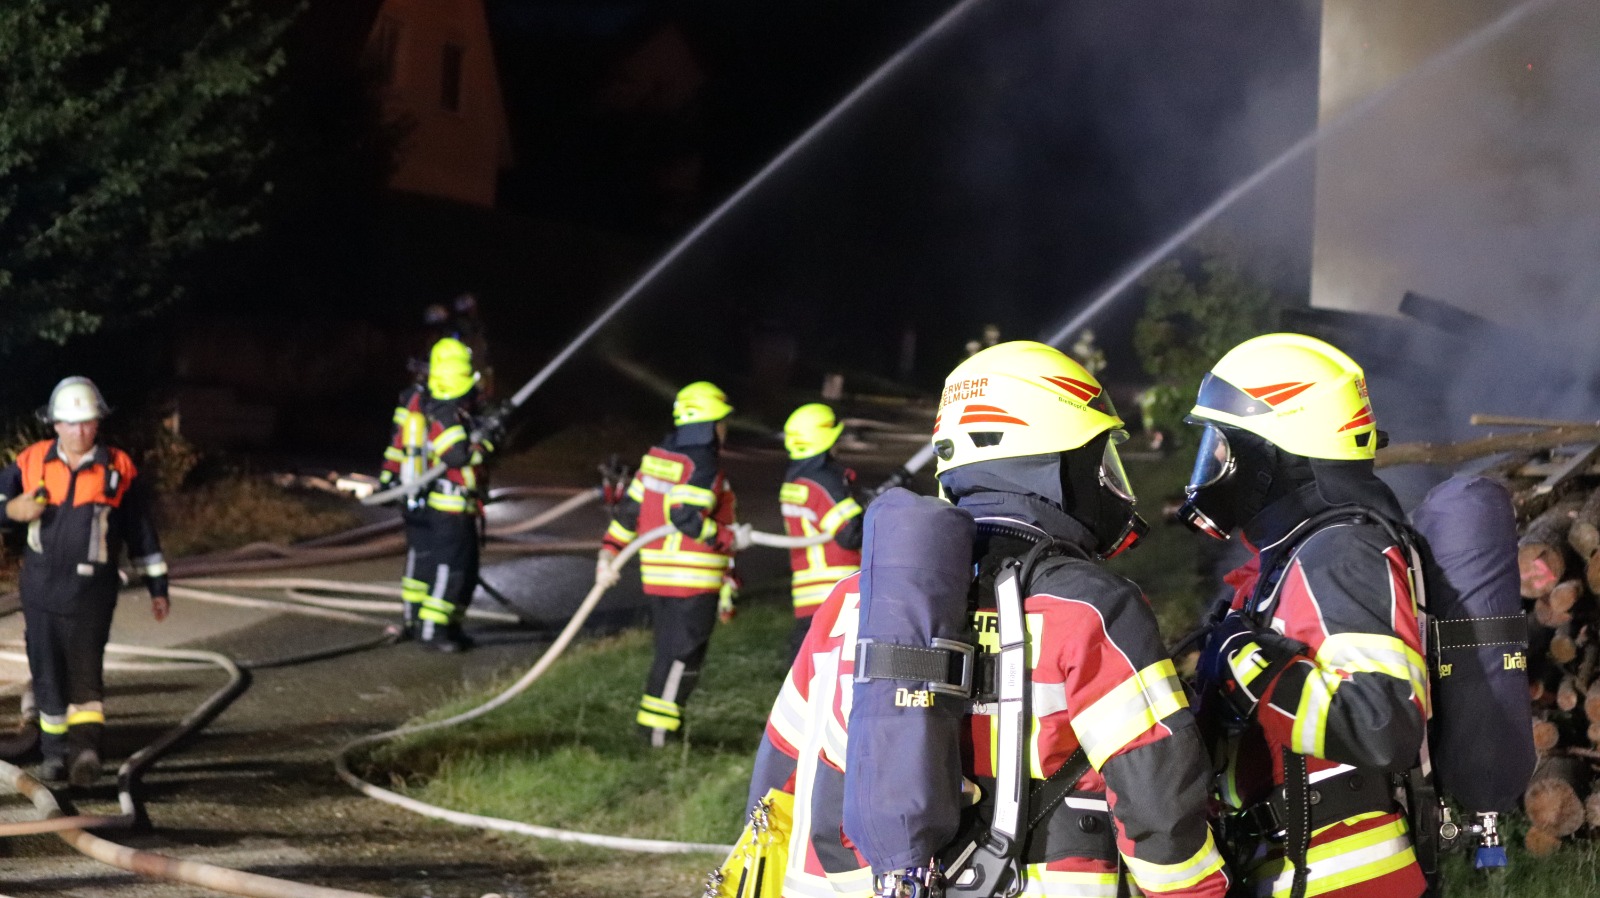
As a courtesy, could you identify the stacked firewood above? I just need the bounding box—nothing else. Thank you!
[1506,452,1600,854]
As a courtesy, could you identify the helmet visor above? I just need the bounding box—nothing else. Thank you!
[1098,430,1136,502]
[1187,425,1235,491]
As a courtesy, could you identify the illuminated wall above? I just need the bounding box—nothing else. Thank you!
[1310,0,1600,323]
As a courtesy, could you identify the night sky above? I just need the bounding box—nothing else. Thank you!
[483,0,1322,392]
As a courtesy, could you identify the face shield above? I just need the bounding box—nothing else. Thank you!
[1099,430,1136,502]
[1186,425,1236,492]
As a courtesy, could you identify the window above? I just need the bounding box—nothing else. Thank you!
[440,43,464,112]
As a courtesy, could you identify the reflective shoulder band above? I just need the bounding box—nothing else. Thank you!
[989,559,1029,851]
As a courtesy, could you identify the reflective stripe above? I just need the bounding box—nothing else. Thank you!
[639,455,685,482]
[1071,658,1187,769]
[768,684,810,750]
[40,714,69,735]
[432,425,468,455]
[638,695,682,731]
[818,497,862,533]
[133,553,167,578]
[779,482,810,505]
[1123,826,1227,892]
[823,866,873,897]
[392,408,410,425]
[640,549,730,568]
[88,506,110,564]
[605,520,637,544]
[626,478,646,502]
[1318,632,1428,704]
[1017,865,1120,897]
[641,570,725,591]
[784,871,845,898]
[427,493,469,513]
[667,482,716,510]
[383,446,406,462]
[1292,660,1341,757]
[1252,818,1415,898]
[1230,641,1275,690]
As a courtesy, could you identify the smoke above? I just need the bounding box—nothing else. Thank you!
[1311,0,1600,449]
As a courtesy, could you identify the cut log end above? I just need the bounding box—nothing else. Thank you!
[1533,719,1562,753]
[1524,826,1565,857]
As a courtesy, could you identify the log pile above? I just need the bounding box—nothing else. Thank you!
[1501,443,1600,855]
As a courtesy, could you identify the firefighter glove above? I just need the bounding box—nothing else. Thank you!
[1201,614,1306,731]
[595,549,621,590]
[718,574,738,623]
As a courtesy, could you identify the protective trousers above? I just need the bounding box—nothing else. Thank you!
[637,593,718,746]
[23,605,113,762]
[401,507,480,640]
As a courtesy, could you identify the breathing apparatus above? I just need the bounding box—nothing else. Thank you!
[931,341,1146,559]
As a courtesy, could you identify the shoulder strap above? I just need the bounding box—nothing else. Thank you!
[1248,505,1396,624]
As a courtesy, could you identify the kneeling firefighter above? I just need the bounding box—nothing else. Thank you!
[745,341,1228,898]
[1180,334,1430,898]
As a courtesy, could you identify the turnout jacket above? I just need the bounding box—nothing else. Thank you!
[780,454,863,618]
[380,385,490,515]
[751,489,1228,898]
[1216,485,1427,898]
[603,423,737,597]
[0,440,167,615]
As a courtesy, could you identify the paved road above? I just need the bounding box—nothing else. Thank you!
[0,432,927,898]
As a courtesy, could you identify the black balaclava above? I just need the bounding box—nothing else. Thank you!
[939,433,1147,559]
[1179,426,1315,541]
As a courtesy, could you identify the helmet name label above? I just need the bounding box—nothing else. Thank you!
[940,377,988,409]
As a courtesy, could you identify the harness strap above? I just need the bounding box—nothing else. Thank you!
[855,639,975,698]
[1431,615,1525,651]
[1282,753,1312,898]
[1227,766,1397,841]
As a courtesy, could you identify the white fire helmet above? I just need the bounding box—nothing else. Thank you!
[48,377,110,424]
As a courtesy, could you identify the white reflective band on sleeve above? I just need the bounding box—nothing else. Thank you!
[1072,658,1187,769]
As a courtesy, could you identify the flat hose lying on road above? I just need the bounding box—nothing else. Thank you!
[1,759,388,898]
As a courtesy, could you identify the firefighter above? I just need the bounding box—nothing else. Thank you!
[747,342,1229,897]
[378,337,493,652]
[779,403,863,659]
[0,377,168,787]
[598,381,746,747]
[1180,333,1426,898]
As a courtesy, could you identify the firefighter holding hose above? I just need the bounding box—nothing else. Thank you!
[378,337,494,652]
[598,381,748,747]
[778,403,863,659]
[1,377,169,787]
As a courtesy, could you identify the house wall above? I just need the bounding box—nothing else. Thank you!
[368,0,512,207]
[1310,0,1600,322]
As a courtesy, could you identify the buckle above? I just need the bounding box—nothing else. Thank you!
[928,638,974,697]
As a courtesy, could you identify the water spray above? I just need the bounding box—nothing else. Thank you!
[364,0,993,508]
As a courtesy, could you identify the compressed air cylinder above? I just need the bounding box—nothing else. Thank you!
[1410,475,1535,813]
[843,487,976,873]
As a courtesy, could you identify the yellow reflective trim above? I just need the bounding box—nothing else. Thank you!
[401,577,428,591]
[432,425,467,453]
[636,709,681,730]
[606,521,637,545]
[780,482,809,504]
[1292,662,1340,757]
[639,549,730,568]
[667,483,716,510]
[1018,864,1120,897]
[1230,641,1275,690]
[1252,818,1415,898]
[427,493,468,512]
[1072,658,1187,769]
[1318,632,1428,706]
[626,478,646,501]
[40,717,69,735]
[642,571,725,590]
[641,695,681,714]
[383,447,406,462]
[819,497,863,533]
[639,455,685,482]
[1123,826,1226,892]
[66,709,106,727]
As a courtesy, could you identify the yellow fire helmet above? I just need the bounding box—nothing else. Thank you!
[1189,332,1377,461]
[427,337,478,401]
[673,381,732,426]
[932,340,1125,476]
[784,403,845,459]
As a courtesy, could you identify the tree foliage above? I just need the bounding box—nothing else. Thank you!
[0,0,288,353]
[1132,243,1281,446]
